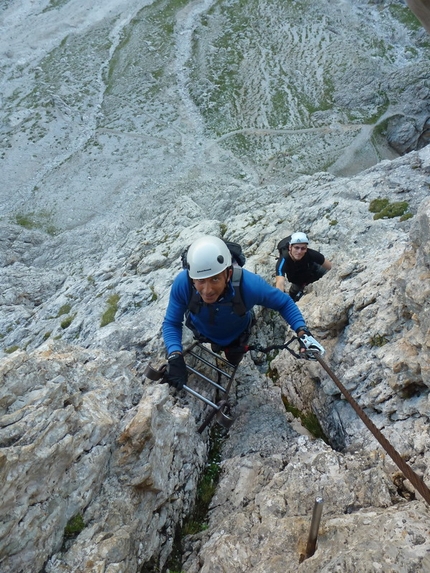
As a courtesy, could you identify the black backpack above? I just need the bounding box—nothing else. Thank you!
[181,240,247,316]
[277,235,292,259]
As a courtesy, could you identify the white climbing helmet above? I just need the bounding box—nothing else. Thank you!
[290,232,309,245]
[187,235,232,279]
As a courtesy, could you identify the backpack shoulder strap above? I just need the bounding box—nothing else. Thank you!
[187,279,203,314]
[230,266,247,316]
[231,266,242,283]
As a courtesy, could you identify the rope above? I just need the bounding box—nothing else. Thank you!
[245,337,299,356]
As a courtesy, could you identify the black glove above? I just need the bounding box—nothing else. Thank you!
[166,353,188,390]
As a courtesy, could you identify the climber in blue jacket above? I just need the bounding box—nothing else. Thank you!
[162,235,324,389]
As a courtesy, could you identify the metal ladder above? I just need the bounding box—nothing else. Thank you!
[143,342,238,433]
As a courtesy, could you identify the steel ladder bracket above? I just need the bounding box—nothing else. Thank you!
[143,342,238,433]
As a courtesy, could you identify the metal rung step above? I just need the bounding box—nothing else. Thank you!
[187,349,235,380]
[143,342,238,433]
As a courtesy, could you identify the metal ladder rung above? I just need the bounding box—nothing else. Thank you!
[187,349,235,381]
[185,341,235,365]
[143,342,238,432]
[185,364,228,393]
[182,385,219,409]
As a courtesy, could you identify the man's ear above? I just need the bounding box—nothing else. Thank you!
[227,268,233,280]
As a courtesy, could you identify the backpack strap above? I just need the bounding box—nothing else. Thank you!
[230,266,246,316]
[188,287,203,315]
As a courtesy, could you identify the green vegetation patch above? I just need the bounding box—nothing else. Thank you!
[57,302,74,329]
[369,333,388,347]
[369,197,389,213]
[266,361,280,382]
[13,211,58,235]
[100,293,120,327]
[163,426,227,572]
[282,397,328,442]
[150,286,158,302]
[42,0,70,12]
[57,304,72,317]
[389,4,422,31]
[4,345,19,354]
[369,197,412,220]
[60,315,75,329]
[195,461,221,509]
[64,514,85,537]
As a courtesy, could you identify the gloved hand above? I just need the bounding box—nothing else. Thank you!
[296,328,325,360]
[166,352,188,389]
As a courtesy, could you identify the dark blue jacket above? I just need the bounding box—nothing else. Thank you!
[162,268,307,355]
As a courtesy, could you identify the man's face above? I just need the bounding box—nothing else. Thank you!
[289,243,308,261]
[193,269,232,303]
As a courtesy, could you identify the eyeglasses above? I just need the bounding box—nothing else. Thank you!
[292,246,307,251]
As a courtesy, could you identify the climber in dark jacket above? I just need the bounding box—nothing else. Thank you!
[275,232,332,302]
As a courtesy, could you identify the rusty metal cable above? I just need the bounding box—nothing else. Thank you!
[315,354,430,506]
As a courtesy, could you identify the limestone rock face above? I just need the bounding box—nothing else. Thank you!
[1,345,207,573]
[1,147,430,573]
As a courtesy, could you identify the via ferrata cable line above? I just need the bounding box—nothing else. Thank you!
[248,337,430,505]
[314,354,430,506]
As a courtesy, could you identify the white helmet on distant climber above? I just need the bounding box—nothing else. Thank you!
[290,232,309,245]
[187,236,232,279]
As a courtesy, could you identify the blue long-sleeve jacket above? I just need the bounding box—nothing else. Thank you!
[162,268,307,355]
